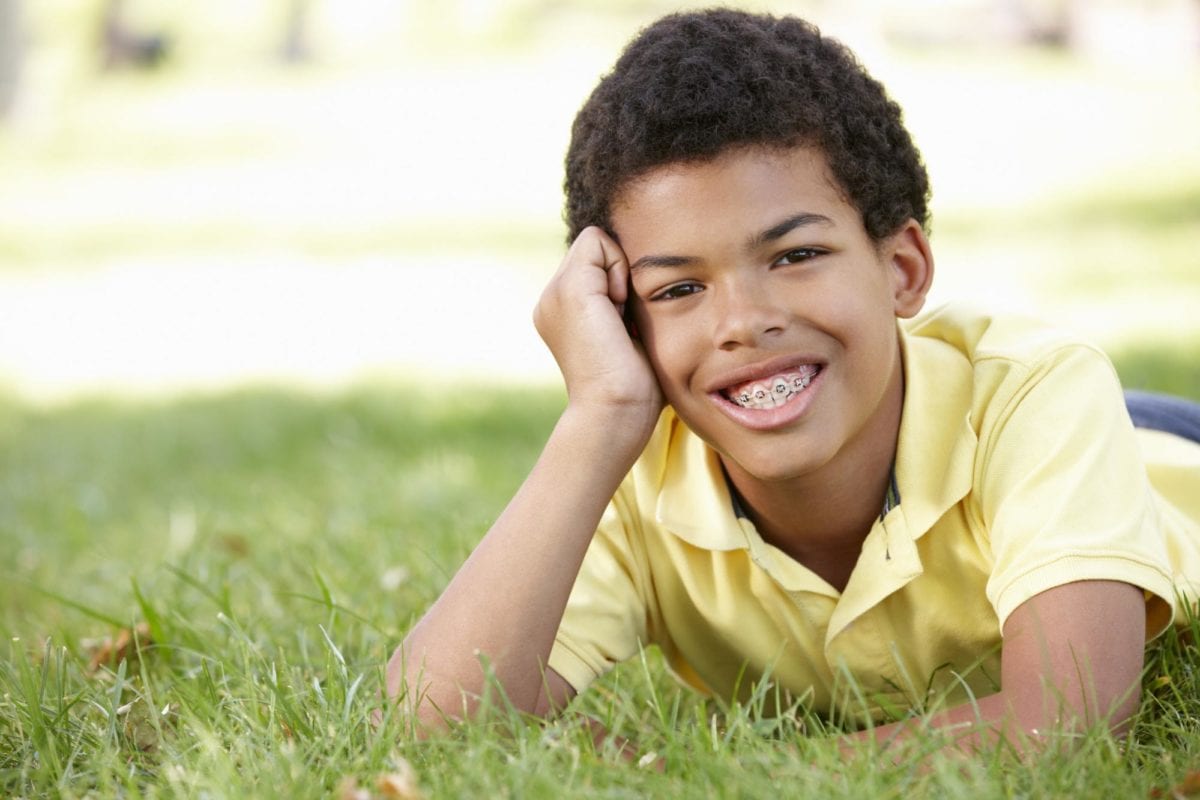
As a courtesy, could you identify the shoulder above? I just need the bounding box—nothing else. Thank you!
[903,302,1111,371]
[902,302,1121,422]
[893,303,1129,518]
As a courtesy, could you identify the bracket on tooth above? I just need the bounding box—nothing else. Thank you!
[731,371,814,409]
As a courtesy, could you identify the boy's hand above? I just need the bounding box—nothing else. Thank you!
[534,227,663,431]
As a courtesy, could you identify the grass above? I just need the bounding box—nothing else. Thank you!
[1,365,1199,798]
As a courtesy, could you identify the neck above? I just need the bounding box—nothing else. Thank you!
[723,359,904,592]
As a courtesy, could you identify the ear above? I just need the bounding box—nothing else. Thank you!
[883,219,934,319]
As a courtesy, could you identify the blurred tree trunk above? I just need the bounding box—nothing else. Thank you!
[101,0,167,70]
[281,0,313,63]
[101,0,128,69]
[0,0,20,119]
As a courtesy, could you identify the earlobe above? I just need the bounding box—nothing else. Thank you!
[887,220,934,318]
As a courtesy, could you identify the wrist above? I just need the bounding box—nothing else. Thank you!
[557,400,660,464]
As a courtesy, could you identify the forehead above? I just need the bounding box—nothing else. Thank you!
[610,145,860,248]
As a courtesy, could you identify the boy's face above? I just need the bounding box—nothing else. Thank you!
[612,145,930,486]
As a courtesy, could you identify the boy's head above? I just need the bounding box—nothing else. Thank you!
[564,8,930,245]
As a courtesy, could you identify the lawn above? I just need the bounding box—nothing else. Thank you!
[2,366,1200,798]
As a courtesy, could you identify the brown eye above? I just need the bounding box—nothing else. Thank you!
[775,248,825,266]
[653,282,704,301]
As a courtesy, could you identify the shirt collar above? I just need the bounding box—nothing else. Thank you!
[653,415,748,550]
[826,323,979,635]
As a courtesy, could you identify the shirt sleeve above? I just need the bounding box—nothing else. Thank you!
[978,344,1177,636]
[547,482,653,693]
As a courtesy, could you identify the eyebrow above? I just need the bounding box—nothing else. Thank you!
[628,254,696,273]
[748,212,835,249]
[628,211,834,274]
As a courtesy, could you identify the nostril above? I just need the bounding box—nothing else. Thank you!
[712,289,788,348]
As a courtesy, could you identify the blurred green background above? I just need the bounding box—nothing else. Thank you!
[1,0,1198,401]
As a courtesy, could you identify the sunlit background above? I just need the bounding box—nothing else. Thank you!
[1,0,1198,403]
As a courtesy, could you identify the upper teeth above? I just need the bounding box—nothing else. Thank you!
[727,369,816,410]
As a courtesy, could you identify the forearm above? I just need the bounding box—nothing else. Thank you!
[843,693,1013,759]
[388,404,651,727]
[844,682,1140,760]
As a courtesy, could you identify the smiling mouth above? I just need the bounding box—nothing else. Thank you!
[721,365,822,410]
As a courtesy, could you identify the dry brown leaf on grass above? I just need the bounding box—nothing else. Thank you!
[375,767,426,800]
[335,757,425,800]
[1151,770,1200,799]
[83,622,154,674]
[335,776,372,800]
[218,532,250,558]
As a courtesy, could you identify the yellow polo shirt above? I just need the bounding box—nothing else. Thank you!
[547,304,1200,720]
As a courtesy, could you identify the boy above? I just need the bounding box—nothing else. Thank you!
[387,8,1200,752]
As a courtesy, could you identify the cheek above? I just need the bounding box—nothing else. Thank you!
[637,316,697,389]
[812,270,894,338]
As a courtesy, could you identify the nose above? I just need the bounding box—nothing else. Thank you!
[711,277,787,350]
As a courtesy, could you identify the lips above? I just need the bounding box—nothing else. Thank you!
[703,355,827,431]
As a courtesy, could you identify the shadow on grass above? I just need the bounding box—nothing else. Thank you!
[1110,342,1200,401]
[0,382,567,633]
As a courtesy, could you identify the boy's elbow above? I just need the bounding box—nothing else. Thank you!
[1009,677,1143,749]
[384,642,570,736]
[384,643,462,737]
[1105,681,1142,739]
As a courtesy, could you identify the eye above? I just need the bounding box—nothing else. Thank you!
[650,282,704,302]
[774,247,825,266]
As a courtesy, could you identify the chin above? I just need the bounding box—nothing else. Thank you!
[720,448,823,485]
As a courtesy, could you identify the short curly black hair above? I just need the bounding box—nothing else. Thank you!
[564,8,930,244]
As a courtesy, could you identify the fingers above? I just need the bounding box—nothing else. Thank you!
[566,226,629,304]
[595,233,630,307]
[536,227,619,342]
[533,226,663,416]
